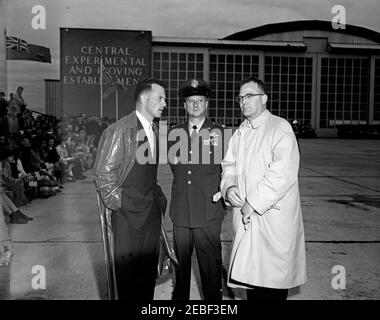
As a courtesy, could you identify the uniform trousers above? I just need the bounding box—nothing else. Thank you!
[112,210,161,300]
[172,222,223,300]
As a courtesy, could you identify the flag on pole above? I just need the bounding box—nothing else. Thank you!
[101,66,128,99]
[100,59,128,118]
[99,58,128,119]
[6,35,51,63]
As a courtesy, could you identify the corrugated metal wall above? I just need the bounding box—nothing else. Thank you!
[45,79,60,117]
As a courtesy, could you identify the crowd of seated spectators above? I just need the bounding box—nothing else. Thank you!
[0,88,110,226]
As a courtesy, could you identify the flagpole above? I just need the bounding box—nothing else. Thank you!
[115,90,118,120]
[100,57,103,118]
[4,29,7,95]
[1,2,7,93]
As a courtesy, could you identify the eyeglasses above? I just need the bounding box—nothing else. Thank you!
[186,98,206,105]
[235,93,264,104]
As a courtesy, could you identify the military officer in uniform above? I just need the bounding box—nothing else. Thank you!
[168,78,226,300]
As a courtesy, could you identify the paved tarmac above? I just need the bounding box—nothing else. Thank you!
[0,138,379,300]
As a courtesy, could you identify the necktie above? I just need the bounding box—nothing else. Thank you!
[190,125,199,163]
[152,122,158,138]
[152,122,158,159]
[190,125,198,141]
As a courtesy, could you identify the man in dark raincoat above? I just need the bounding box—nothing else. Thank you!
[94,78,167,300]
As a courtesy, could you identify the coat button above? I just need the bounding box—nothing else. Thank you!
[189,150,192,154]
[188,171,191,174]
[188,181,191,184]
[189,161,192,164]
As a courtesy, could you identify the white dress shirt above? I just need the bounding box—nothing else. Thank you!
[136,110,155,156]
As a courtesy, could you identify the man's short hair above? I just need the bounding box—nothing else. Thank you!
[134,78,165,102]
[240,76,267,95]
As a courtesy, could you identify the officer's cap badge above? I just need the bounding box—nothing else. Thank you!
[191,79,198,88]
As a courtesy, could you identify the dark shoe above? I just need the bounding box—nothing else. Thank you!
[75,175,86,180]
[14,210,33,221]
[10,212,28,224]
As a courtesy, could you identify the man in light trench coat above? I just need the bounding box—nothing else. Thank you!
[221,76,306,300]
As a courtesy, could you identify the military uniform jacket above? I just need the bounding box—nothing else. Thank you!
[168,119,226,228]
